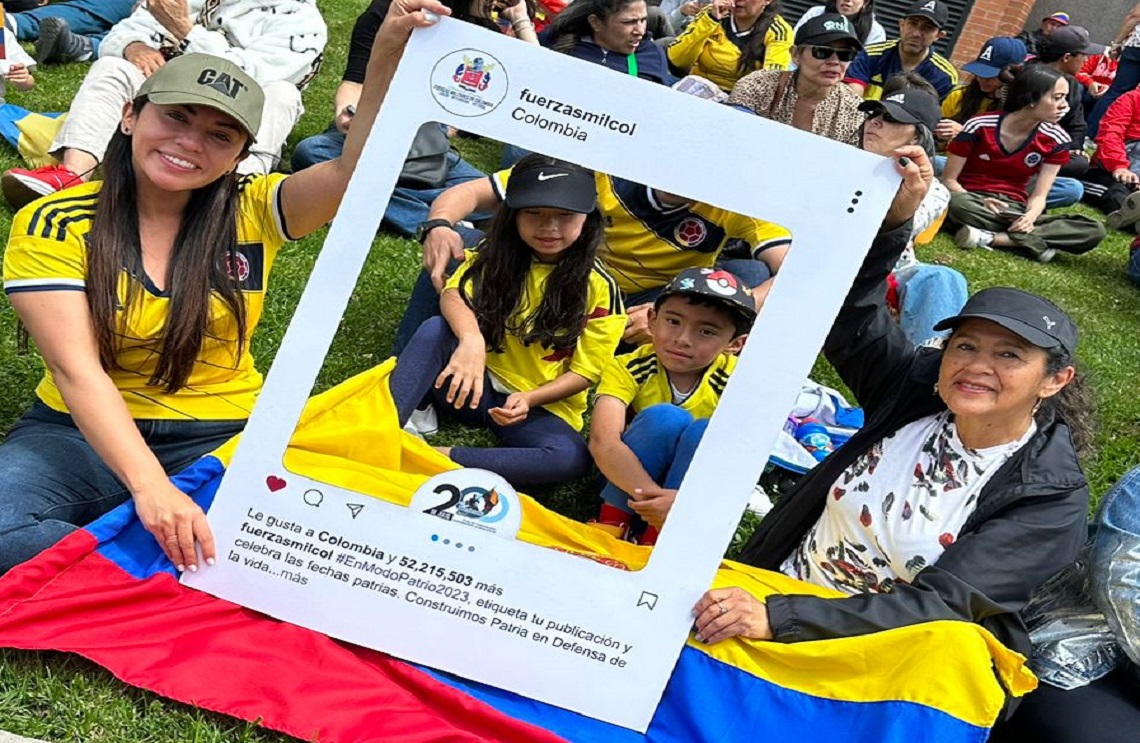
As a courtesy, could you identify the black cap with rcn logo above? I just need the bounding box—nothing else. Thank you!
[137,53,264,142]
[794,13,863,50]
[933,287,1078,356]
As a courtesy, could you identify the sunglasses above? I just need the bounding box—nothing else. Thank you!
[807,45,859,62]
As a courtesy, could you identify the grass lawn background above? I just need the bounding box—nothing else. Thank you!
[2,0,1139,739]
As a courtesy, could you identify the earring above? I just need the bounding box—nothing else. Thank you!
[932,382,940,396]
[1032,398,1043,415]
[120,124,132,136]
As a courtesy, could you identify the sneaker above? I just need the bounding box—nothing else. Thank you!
[1108,191,1140,231]
[1036,248,1057,264]
[953,224,994,250]
[2,164,84,209]
[406,404,439,436]
[35,17,93,64]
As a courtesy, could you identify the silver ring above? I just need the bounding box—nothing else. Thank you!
[718,601,727,616]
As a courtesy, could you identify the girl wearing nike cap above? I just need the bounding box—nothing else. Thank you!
[692,142,1094,706]
[387,154,626,487]
[0,0,451,576]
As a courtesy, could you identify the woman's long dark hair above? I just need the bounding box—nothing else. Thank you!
[736,1,783,75]
[951,63,1019,123]
[547,0,642,54]
[824,0,874,45]
[1005,63,1063,113]
[458,182,605,353]
[86,98,251,393]
[1039,349,1094,456]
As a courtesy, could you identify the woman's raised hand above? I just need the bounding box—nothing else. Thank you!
[376,0,453,59]
[883,144,932,230]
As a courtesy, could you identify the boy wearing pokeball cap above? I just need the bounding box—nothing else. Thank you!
[589,267,755,544]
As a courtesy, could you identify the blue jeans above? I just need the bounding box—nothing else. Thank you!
[392,255,771,355]
[388,316,591,486]
[0,402,245,574]
[1089,47,1140,139]
[599,405,708,513]
[1129,247,1140,286]
[1048,177,1085,209]
[13,0,134,55]
[291,125,487,238]
[1092,465,1140,667]
[895,264,969,345]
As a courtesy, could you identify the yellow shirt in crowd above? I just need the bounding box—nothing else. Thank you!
[596,342,737,419]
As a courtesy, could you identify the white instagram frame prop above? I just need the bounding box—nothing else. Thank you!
[186,20,901,732]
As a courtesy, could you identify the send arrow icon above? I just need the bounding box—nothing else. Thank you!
[637,591,658,610]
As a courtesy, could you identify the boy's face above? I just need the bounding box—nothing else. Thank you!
[649,296,746,375]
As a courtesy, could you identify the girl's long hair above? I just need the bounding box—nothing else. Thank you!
[548,0,642,54]
[737,1,783,75]
[952,63,1019,123]
[458,188,605,352]
[824,0,874,45]
[86,98,251,393]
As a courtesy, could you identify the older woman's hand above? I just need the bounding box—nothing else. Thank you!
[882,144,932,231]
[692,587,773,644]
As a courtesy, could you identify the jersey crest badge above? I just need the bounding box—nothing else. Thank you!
[674,217,709,247]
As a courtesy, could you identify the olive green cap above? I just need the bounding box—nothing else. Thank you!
[137,53,264,141]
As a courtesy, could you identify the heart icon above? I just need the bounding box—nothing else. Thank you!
[266,476,287,492]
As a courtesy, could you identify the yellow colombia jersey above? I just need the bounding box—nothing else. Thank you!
[3,174,290,421]
[491,170,791,295]
[445,250,625,431]
[596,343,737,419]
[941,85,997,120]
[666,8,793,92]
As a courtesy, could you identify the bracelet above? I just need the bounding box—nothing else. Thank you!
[511,17,534,30]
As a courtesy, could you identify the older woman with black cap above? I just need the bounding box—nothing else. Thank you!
[0,0,447,575]
[728,12,865,143]
[691,141,1093,684]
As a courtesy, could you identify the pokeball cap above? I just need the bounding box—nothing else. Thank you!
[657,267,757,324]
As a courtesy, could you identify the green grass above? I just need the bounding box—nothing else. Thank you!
[3,0,1140,738]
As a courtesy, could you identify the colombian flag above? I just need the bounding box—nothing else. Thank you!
[0,362,1035,742]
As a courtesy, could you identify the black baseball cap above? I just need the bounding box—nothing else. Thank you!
[657,267,757,323]
[903,0,949,29]
[794,13,863,50]
[859,87,942,131]
[1041,25,1106,57]
[932,287,1078,355]
[505,157,597,213]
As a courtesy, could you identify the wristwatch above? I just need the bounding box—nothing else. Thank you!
[416,218,454,243]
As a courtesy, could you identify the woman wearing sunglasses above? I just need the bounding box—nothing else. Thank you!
[728,13,865,144]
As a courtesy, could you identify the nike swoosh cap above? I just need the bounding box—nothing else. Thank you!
[505,155,598,213]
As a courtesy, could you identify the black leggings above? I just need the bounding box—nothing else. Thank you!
[988,666,1140,743]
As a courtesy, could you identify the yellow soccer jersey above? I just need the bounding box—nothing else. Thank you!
[596,343,737,419]
[666,8,793,92]
[941,86,997,120]
[3,174,290,421]
[445,250,625,430]
[491,170,791,295]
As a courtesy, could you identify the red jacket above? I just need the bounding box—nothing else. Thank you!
[1078,54,1117,89]
[1095,89,1140,173]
